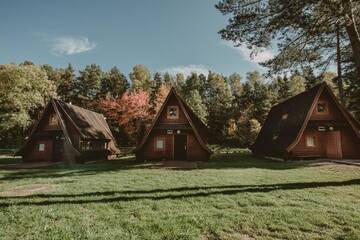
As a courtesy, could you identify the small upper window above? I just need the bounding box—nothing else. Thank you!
[317,102,328,114]
[155,138,165,150]
[49,114,58,125]
[273,133,279,140]
[167,106,179,119]
[38,143,45,152]
[306,136,316,147]
[282,113,288,120]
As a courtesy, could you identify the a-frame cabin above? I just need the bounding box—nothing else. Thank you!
[135,87,211,161]
[16,98,119,163]
[252,82,360,160]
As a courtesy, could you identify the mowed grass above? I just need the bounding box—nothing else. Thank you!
[0,151,360,240]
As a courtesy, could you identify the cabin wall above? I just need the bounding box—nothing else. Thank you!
[136,130,210,161]
[158,97,188,124]
[136,131,173,161]
[291,129,326,158]
[187,132,210,161]
[23,138,54,162]
[341,129,360,158]
[310,91,343,121]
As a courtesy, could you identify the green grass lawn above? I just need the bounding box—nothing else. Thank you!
[0,151,360,240]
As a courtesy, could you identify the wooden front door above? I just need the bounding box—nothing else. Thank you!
[53,136,64,162]
[174,135,187,160]
[326,131,342,159]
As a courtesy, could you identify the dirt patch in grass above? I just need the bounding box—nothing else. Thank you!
[0,184,55,196]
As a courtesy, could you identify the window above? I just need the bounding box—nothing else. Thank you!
[318,126,326,132]
[80,140,91,151]
[49,114,58,125]
[317,102,328,114]
[272,133,279,140]
[167,106,179,119]
[38,143,45,152]
[155,138,165,151]
[306,136,316,147]
[281,113,288,120]
[101,142,108,150]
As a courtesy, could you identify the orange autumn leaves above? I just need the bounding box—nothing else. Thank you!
[98,85,170,136]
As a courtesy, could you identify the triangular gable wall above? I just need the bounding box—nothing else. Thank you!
[135,88,210,153]
[16,99,81,162]
[287,83,360,152]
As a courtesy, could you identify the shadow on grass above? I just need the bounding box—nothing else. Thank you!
[0,153,320,181]
[0,179,359,207]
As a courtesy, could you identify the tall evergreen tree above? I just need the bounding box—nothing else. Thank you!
[73,64,103,107]
[149,72,163,115]
[216,0,360,83]
[183,89,208,123]
[303,67,320,90]
[129,64,152,91]
[58,63,76,102]
[100,67,129,99]
[163,72,174,87]
[206,71,233,142]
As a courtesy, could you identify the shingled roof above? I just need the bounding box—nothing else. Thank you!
[251,82,360,157]
[17,98,119,156]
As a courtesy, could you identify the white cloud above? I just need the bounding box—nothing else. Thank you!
[51,36,97,56]
[160,65,210,77]
[222,41,273,63]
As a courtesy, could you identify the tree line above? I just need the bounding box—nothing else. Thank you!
[0,61,352,149]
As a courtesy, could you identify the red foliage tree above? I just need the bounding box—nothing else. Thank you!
[98,90,152,142]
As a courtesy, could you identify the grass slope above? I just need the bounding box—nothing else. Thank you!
[0,151,360,240]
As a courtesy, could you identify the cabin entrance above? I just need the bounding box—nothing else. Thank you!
[53,135,64,162]
[174,134,187,160]
[326,131,342,159]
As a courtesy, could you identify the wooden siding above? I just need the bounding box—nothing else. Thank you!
[136,92,210,161]
[341,129,360,158]
[24,138,54,162]
[158,96,188,124]
[310,91,343,121]
[291,90,360,159]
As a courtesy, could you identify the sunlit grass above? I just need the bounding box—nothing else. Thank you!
[0,151,359,239]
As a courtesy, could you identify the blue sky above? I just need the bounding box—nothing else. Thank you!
[0,0,273,78]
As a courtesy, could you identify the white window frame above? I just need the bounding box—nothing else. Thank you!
[306,136,317,147]
[38,143,45,152]
[167,106,179,119]
[154,138,165,151]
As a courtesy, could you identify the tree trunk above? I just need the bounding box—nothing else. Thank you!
[343,0,360,80]
[336,25,344,102]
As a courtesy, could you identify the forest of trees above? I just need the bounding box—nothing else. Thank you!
[0,61,349,149]
[1,1,360,150]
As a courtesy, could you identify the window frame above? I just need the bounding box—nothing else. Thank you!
[80,140,92,151]
[154,137,166,151]
[306,135,317,147]
[38,143,45,152]
[167,106,179,119]
[49,114,58,126]
[316,101,329,115]
[281,113,288,120]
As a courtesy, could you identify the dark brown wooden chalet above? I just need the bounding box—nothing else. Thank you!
[252,82,360,160]
[135,87,211,161]
[16,98,119,163]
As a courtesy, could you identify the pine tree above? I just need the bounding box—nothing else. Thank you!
[303,67,320,90]
[129,64,152,91]
[206,71,233,142]
[149,72,163,115]
[100,67,129,99]
[73,64,103,107]
[183,89,208,123]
